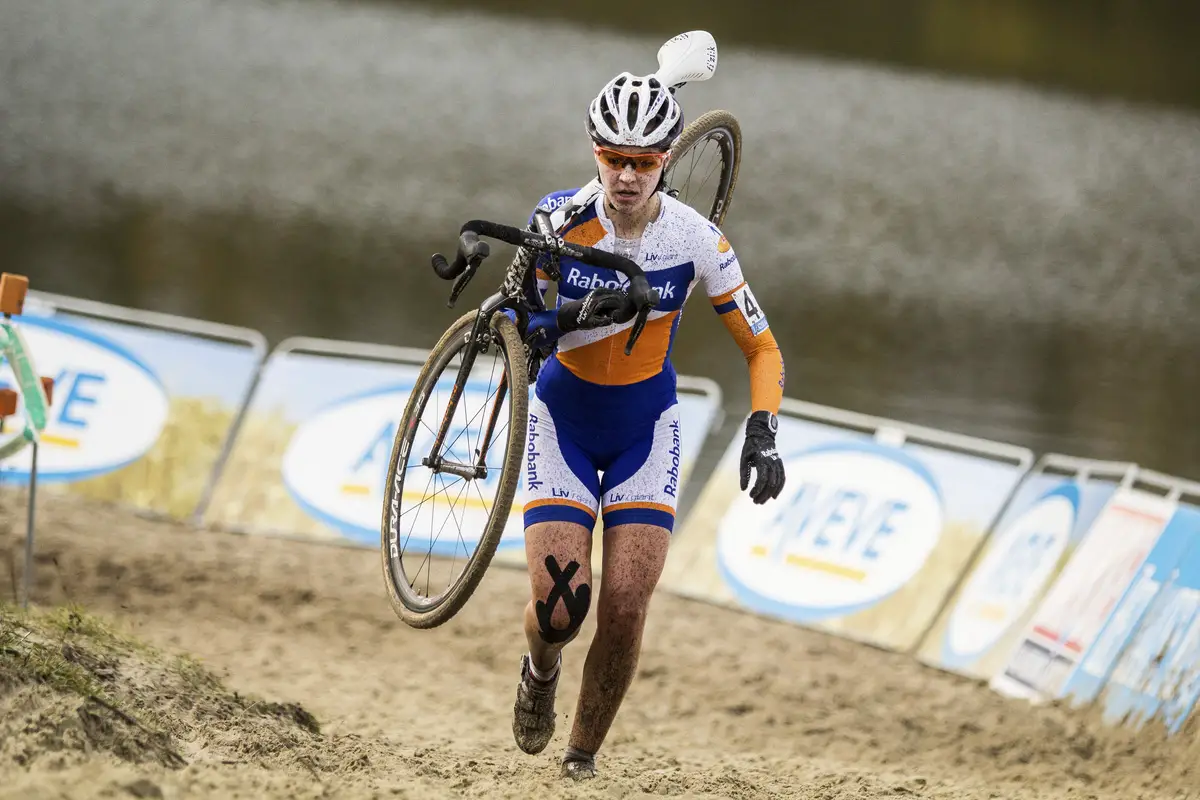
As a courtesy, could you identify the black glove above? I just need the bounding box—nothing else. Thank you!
[556,287,636,333]
[739,411,785,505]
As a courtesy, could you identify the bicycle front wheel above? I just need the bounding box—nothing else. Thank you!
[665,109,742,227]
[380,309,528,629]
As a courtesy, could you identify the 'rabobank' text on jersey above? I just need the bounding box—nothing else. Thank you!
[529,187,783,429]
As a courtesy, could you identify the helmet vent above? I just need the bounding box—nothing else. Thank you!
[585,71,684,149]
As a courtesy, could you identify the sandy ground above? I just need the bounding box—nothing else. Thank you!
[2,492,1199,799]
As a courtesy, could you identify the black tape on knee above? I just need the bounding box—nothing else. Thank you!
[535,555,591,644]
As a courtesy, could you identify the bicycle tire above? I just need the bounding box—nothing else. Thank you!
[666,109,742,228]
[380,309,529,629]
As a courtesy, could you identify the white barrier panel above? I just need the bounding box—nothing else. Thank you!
[199,337,434,544]
[660,398,1033,653]
[1097,496,1200,734]
[990,471,1188,703]
[0,291,266,520]
[915,456,1136,680]
[199,337,723,554]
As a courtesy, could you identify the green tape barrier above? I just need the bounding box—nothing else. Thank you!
[0,318,50,460]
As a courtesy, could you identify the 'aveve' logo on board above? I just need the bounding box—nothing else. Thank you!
[717,442,944,621]
[942,483,1079,666]
[0,317,168,481]
[280,381,524,550]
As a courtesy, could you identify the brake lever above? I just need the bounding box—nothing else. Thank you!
[447,254,486,308]
[624,306,652,356]
[445,232,491,308]
[623,283,661,356]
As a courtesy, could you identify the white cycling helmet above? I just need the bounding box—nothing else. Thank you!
[585,72,684,151]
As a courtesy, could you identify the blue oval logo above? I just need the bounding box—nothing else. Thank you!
[282,378,527,554]
[716,441,945,622]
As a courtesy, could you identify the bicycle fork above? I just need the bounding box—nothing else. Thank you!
[422,293,510,481]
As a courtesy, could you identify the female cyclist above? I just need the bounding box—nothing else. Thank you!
[509,69,787,781]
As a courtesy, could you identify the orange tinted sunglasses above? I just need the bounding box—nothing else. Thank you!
[593,144,669,174]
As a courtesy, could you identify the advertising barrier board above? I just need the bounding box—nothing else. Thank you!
[0,291,266,520]
[1097,493,1200,734]
[200,337,438,544]
[200,337,723,557]
[990,472,1184,703]
[659,398,1033,653]
[1059,478,1200,710]
[915,456,1136,680]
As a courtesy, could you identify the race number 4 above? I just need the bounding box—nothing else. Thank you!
[733,286,769,336]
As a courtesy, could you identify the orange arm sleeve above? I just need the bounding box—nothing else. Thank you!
[710,283,784,415]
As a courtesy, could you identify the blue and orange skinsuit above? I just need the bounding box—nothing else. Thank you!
[519,186,784,533]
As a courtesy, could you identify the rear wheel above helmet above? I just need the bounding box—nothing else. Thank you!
[663,109,742,227]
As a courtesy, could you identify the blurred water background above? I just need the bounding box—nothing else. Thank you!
[1,0,1197,482]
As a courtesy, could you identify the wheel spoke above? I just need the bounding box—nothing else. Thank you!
[441,473,474,587]
[385,311,532,621]
[487,420,510,455]
[423,464,437,596]
[475,349,503,461]
[400,465,439,553]
[686,148,710,201]
[666,122,736,225]
[439,350,504,461]
[441,379,497,459]
[679,147,701,199]
[681,143,720,209]
[407,470,472,598]
[473,479,493,520]
[700,153,722,190]
[400,472,462,521]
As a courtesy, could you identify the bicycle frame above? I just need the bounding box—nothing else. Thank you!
[421,289,513,480]
[420,212,660,481]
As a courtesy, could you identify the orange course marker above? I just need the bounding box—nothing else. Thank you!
[41,377,54,406]
[0,388,17,418]
[0,273,28,316]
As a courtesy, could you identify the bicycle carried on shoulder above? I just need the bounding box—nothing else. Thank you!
[380,36,743,630]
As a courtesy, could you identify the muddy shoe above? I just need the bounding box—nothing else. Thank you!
[561,751,596,781]
[512,654,559,755]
